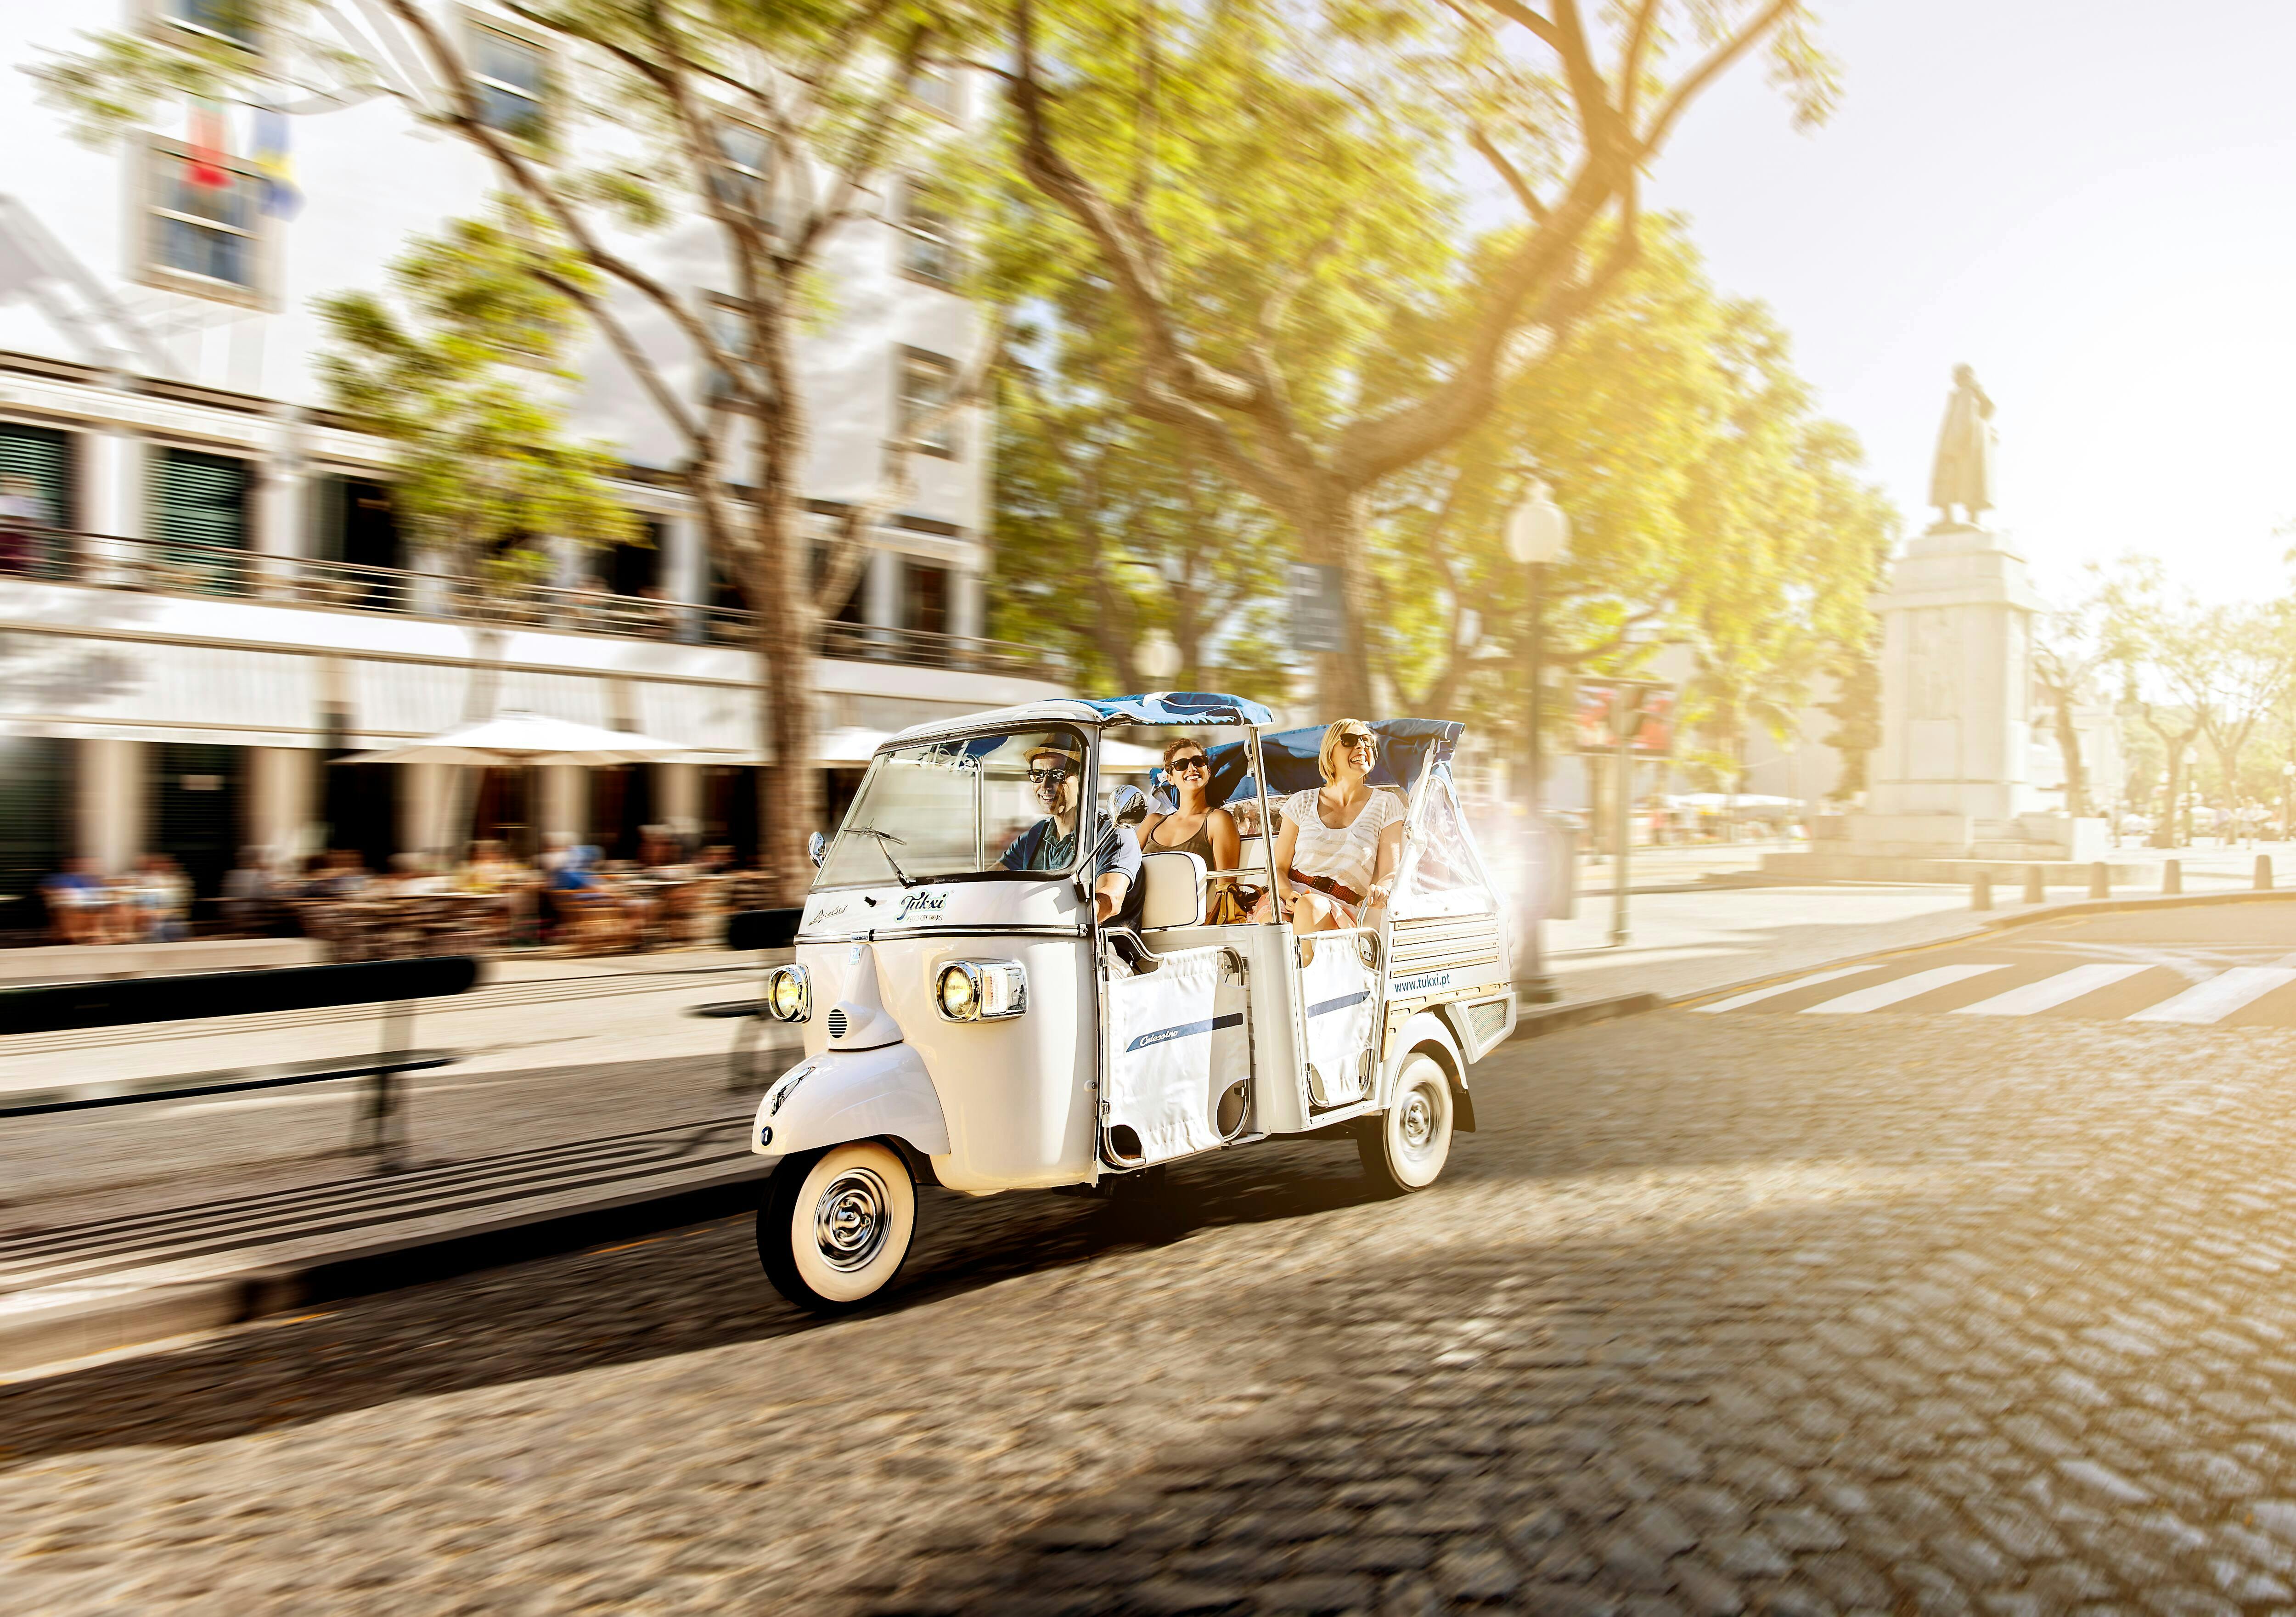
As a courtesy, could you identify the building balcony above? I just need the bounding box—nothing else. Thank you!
[0,531,1057,682]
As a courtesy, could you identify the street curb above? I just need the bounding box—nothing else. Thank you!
[1507,992,1665,1042]
[0,1164,771,1380]
[1665,885,2296,1012]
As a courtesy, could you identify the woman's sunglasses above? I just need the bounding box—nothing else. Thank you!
[1342,735,1375,754]
[1170,755,1210,774]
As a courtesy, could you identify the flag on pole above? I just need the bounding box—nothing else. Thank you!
[252,108,301,218]
[186,97,230,190]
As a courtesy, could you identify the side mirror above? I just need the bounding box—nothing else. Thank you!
[807,831,827,869]
[1108,783,1148,828]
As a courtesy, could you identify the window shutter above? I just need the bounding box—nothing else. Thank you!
[0,423,72,526]
[153,448,248,594]
[155,449,248,550]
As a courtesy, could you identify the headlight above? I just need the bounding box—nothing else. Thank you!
[934,961,1027,1022]
[936,963,979,1021]
[766,964,810,1022]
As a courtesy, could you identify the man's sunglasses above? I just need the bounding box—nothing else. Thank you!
[1169,755,1210,773]
[1026,766,1072,785]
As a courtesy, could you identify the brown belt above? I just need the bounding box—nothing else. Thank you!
[1288,868,1365,907]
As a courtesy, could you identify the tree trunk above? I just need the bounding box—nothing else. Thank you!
[2152,735,2189,849]
[752,318,822,907]
[2051,694,2088,818]
[1311,480,1374,716]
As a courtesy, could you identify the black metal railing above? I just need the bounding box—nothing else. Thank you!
[0,531,1061,679]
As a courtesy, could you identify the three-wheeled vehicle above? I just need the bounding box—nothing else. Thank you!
[747,693,1519,1311]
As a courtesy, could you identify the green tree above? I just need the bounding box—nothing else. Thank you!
[42,0,993,901]
[315,201,637,591]
[998,0,1833,712]
[1356,220,1892,776]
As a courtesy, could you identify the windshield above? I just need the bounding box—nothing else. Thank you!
[813,727,1092,889]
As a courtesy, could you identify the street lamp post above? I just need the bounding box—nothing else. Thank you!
[1506,481,1570,1009]
[2281,760,2292,843]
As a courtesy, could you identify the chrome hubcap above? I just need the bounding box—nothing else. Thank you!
[813,1166,892,1271]
[1400,1087,1436,1152]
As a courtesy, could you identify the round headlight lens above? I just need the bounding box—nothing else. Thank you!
[769,968,807,1021]
[937,963,978,1020]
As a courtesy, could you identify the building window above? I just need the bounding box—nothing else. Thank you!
[900,177,958,286]
[903,560,950,637]
[152,447,249,596]
[155,0,260,50]
[145,141,264,302]
[710,121,774,227]
[703,294,750,406]
[908,64,960,120]
[468,20,549,141]
[898,348,958,458]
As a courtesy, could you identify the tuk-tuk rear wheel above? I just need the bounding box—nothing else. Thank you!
[758,1139,918,1313]
[1359,1050,1454,1193]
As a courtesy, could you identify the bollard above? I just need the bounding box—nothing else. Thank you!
[2164,859,2182,895]
[1971,871,1992,911]
[2259,854,2274,891]
[2024,864,2045,904]
[2089,860,2110,899]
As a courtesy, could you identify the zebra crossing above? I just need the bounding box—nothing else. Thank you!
[1688,946,2296,1026]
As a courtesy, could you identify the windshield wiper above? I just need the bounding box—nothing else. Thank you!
[849,825,917,887]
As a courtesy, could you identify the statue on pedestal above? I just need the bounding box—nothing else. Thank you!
[1929,364,1995,528]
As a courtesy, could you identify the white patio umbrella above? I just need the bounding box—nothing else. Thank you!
[333,710,706,861]
[337,710,700,767]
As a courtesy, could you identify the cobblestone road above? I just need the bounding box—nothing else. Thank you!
[13,1001,2296,1614]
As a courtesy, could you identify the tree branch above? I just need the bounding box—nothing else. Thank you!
[1462,0,1563,51]
[1637,0,1800,155]
[792,20,933,262]
[374,0,750,399]
[1008,0,1262,418]
[1468,124,1548,224]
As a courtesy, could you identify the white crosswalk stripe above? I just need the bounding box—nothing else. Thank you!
[1798,963,2010,1015]
[1950,962,2152,1017]
[1689,965,1881,1014]
[2125,966,2296,1025]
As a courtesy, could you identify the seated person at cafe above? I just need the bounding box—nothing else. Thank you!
[1272,718,1404,932]
[998,741,1141,925]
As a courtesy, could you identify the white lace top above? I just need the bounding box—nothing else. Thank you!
[1282,787,1403,895]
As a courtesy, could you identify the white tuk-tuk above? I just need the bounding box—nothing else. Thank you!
[748,693,1518,1311]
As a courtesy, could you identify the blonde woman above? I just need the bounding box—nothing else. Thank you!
[1272,719,1404,931]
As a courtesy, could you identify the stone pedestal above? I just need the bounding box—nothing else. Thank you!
[1868,523,2043,823]
[1763,522,2109,880]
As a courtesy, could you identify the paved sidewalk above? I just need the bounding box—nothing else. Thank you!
[1542,884,1981,1005]
[0,949,798,1372]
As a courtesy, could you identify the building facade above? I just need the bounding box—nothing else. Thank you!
[0,1,1060,931]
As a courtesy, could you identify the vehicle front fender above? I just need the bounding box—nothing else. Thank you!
[751,1043,952,1159]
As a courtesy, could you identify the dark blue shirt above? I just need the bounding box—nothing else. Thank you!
[1000,819,1143,891]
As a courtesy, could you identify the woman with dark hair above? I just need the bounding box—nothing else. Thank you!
[1137,736,1244,920]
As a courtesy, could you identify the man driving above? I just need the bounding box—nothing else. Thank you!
[999,741,1140,924]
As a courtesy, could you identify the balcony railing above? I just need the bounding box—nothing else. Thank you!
[0,530,1061,681]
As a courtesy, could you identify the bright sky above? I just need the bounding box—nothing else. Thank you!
[1641,0,2296,606]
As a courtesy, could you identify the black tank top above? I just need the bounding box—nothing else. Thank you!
[1147,811,1218,865]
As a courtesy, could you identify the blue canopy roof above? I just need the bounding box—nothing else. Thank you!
[1083,692,1276,728]
[1165,717,1463,807]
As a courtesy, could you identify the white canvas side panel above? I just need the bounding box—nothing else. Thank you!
[1300,932,1377,1106]
[1104,945,1241,1164]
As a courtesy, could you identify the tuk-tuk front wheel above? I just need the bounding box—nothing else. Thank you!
[758,1140,917,1313]
[1359,1051,1454,1193]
